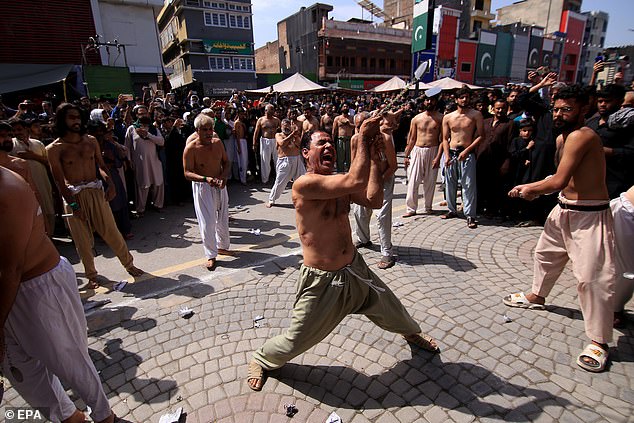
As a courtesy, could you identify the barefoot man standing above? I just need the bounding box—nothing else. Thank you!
[47,104,143,289]
[504,86,616,373]
[184,113,231,270]
[332,103,355,172]
[441,87,484,229]
[247,115,439,391]
[403,88,444,217]
[253,104,280,184]
[266,118,304,208]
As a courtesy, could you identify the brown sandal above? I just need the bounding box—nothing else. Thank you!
[87,279,100,289]
[440,212,457,220]
[403,333,440,353]
[378,256,395,269]
[247,360,266,391]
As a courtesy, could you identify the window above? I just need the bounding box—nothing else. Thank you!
[602,21,607,32]
[327,56,333,66]
[389,58,395,70]
[473,20,482,33]
[186,0,200,5]
[312,9,317,23]
[350,57,356,68]
[600,36,604,46]
[474,0,484,11]
[361,57,367,68]
[370,58,376,68]
[379,58,386,70]
[204,11,227,26]
[564,54,576,66]
[209,56,253,71]
[335,57,341,67]
[228,14,250,28]
[203,1,226,8]
[461,62,472,73]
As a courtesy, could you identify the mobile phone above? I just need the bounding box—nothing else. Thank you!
[122,94,134,101]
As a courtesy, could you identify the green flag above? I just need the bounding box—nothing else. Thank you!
[412,0,433,53]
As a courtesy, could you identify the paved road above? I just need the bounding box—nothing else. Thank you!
[3,158,634,422]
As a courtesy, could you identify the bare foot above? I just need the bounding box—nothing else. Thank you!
[247,360,265,391]
[206,258,217,271]
[524,292,545,305]
[62,409,87,423]
[126,266,144,277]
[87,279,99,289]
[218,249,236,256]
[265,201,273,208]
[402,211,417,218]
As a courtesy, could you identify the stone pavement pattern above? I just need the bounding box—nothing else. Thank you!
[3,183,634,422]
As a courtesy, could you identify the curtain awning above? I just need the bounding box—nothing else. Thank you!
[0,64,73,94]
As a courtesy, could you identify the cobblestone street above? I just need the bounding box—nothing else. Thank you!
[3,169,633,423]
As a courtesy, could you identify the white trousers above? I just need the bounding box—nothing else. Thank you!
[2,257,111,422]
[260,137,277,183]
[192,182,230,259]
[269,156,306,203]
[406,145,439,213]
[612,193,634,312]
[233,138,248,184]
[353,176,395,257]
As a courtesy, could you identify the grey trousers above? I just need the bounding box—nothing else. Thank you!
[445,151,477,218]
[353,175,395,257]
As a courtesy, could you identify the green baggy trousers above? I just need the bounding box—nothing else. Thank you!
[252,252,421,370]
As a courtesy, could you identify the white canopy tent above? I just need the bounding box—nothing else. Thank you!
[425,77,483,91]
[246,73,325,94]
[371,76,407,92]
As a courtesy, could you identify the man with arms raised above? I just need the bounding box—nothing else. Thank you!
[403,88,443,217]
[247,115,438,391]
[441,87,484,229]
[266,118,304,208]
[332,103,355,172]
[253,104,280,183]
[0,166,126,423]
[504,86,615,373]
[183,113,231,271]
[47,104,143,289]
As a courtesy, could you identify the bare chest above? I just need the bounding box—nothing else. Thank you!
[60,143,95,167]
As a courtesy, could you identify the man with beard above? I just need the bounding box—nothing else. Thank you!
[0,166,130,423]
[10,118,55,235]
[332,103,355,172]
[585,84,633,199]
[47,104,143,289]
[504,85,615,373]
[440,87,484,229]
[183,114,230,271]
[247,116,439,392]
[403,88,443,217]
[477,99,514,217]
[301,104,320,137]
[253,104,280,184]
[266,119,304,208]
[506,88,523,120]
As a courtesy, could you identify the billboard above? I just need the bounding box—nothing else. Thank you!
[527,29,543,70]
[475,30,496,80]
[493,32,513,78]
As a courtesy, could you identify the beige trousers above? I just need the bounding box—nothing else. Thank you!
[406,145,439,214]
[65,187,134,280]
[532,195,615,344]
[252,252,421,370]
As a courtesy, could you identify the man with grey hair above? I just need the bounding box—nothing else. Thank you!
[183,113,231,270]
[253,104,280,184]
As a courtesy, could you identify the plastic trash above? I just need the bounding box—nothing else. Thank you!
[254,315,265,328]
[235,205,244,210]
[326,411,342,423]
[83,298,112,312]
[503,314,512,323]
[113,281,127,292]
[158,407,183,423]
[178,306,194,319]
[249,228,261,236]
[392,221,404,227]
[284,404,298,417]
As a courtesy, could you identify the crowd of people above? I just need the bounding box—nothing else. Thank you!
[1,65,633,420]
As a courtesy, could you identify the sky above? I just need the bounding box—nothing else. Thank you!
[252,0,633,49]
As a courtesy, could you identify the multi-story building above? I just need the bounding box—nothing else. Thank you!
[578,10,609,84]
[383,0,491,39]
[157,0,256,96]
[255,41,280,74]
[496,0,581,35]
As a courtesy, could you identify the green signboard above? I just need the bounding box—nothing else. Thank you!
[203,40,252,55]
[83,66,133,99]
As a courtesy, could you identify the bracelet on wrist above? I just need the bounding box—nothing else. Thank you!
[204,176,208,183]
[69,202,80,211]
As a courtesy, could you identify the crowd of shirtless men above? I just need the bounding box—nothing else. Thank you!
[0,70,633,420]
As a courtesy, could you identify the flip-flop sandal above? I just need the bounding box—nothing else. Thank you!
[503,292,546,310]
[577,344,608,372]
[440,212,457,219]
[403,333,440,353]
[378,256,395,269]
[402,212,417,218]
[247,360,266,391]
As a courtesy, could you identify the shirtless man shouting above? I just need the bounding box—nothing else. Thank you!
[267,118,304,208]
[253,104,280,183]
[184,113,231,270]
[504,85,615,373]
[247,115,438,391]
[47,103,143,289]
[441,87,484,229]
[332,103,355,172]
[403,88,444,217]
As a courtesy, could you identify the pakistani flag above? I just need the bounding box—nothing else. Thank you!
[412,0,433,53]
